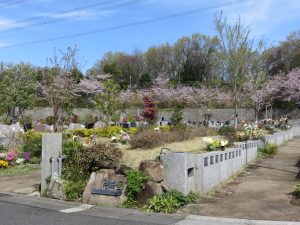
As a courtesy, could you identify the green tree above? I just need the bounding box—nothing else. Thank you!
[214,13,266,128]
[97,80,121,124]
[0,63,37,123]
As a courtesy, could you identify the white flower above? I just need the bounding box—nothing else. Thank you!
[203,137,213,144]
[221,140,228,147]
[154,127,160,131]
[16,158,24,164]
[0,153,6,159]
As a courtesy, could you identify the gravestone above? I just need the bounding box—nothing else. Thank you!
[82,169,126,207]
[35,124,46,132]
[41,133,62,193]
[0,125,15,147]
[94,121,105,128]
[68,123,85,130]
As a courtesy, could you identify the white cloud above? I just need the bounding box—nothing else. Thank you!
[223,0,300,38]
[0,18,27,31]
[146,0,206,8]
[40,9,116,21]
[0,41,11,48]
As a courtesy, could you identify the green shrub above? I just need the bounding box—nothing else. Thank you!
[163,190,198,206]
[62,141,83,182]
[294,182,300,198]
[64,180,86,201]
[144,190,198,213]
[123,169,148,207]
[20,131,42,157]
[159,125,171,131]
[72,128,94,137]
[129,130,165,149]
[0,144,6,152]
[95,126,122,138]
[171,103,184,125]
[218,126,236,144]
[259,143,278,156]
[78,142,122,173]
[124,127,139,135]
[144,195,180,213]
[29,157,40,164]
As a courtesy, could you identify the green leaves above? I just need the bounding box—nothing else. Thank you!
[123,169,148,207]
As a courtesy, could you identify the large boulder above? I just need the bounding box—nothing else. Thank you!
[115,164,132,175]
[139,160,165,182]
[0,125,15,147]
[137,181,163,205]
[10,122,21,133]
[82,169,126,207]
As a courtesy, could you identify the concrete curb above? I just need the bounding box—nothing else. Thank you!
[175,215,300,225]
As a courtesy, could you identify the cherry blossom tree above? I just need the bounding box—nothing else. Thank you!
[37,47,87,131]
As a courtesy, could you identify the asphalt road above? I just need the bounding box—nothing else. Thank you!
[0,201,157,225]
[0,194,182,225]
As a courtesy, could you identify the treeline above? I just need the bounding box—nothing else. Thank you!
[87,30,300,89]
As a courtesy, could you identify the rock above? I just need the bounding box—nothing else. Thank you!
[0,125,15,147]
[82,172,96,204]
[94,121,105,128]
[10,122,21,133]
[115,164,132,175]
[83,169,127,207]
[161,181,171,192]
[68,123,85,130]
[139,160,165,182]
[47,173,65,200]
[137,181,163,205]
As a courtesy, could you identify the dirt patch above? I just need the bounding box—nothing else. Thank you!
[0,172,40,193]
[179,138,300,222]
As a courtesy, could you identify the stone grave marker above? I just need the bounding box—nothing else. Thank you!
[35,124,46,132]
[41,133,62,193]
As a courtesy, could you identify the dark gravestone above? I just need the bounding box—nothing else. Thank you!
[131,122,137,127]
[24,124,32,132]
[123,123,130,129]
[85,123,94,129]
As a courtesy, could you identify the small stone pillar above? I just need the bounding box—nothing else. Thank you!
[41,133,62,193]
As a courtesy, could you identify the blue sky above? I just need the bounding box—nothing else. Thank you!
[0,0,299,73]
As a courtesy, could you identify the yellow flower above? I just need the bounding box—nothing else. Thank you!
[0,160,8,168]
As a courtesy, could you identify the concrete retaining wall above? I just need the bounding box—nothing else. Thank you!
[161,130,294,195]
[5,107,254,123]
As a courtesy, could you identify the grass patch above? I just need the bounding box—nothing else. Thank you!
[121,136,207,168]
[0,164,40,176]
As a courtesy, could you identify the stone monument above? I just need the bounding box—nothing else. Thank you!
[41,133,62,193]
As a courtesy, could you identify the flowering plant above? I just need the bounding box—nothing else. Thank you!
[0,160,8,168]
[236,123,262,141]
[111,130,130,144]
[203,137,228,151]
[5,151,16,162]
[0,153,6,159]
[16,158,24,164]
[24,152,30,162]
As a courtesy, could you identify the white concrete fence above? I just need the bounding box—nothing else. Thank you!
[160,130,294,195]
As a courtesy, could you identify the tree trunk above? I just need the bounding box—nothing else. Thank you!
[234,102,238,129]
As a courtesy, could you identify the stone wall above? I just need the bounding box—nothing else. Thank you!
[160,130,294,195]
[11,107,255,123]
